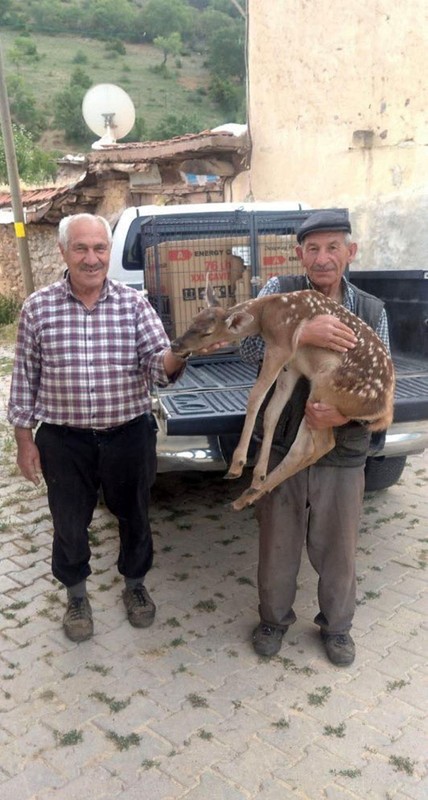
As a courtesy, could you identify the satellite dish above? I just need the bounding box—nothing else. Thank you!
[82,83,136,149]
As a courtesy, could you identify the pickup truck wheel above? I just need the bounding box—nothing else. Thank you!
[364,455,407,492]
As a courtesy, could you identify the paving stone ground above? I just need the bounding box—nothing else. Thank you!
[0,341,427,799]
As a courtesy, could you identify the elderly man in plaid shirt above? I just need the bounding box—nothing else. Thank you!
[8,213,191,643]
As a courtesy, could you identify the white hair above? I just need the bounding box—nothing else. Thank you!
[58,214,112,248]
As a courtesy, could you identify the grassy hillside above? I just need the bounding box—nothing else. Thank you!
[0,28,226,153]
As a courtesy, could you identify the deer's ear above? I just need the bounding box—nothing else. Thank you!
[205,274,221,307]
[225,310,254,334]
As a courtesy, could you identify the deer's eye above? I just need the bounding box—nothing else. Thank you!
[200,332,213,338]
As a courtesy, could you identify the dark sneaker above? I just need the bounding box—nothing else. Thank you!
[321,631,355,666]
[63,596,93,642]
[122,584,156,628]
[252,623,287,657]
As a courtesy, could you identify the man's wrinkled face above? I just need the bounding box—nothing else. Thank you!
[296,231,357,294]
[60,219,111,298]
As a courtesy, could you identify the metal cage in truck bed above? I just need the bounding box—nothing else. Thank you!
[110,202,323,339]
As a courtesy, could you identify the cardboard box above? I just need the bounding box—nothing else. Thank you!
[144,233,304,337]
[257,234,302,285]
[145,236,251,337]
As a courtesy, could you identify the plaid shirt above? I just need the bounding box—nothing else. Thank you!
[240,275,390,364]
[8,277,172,429]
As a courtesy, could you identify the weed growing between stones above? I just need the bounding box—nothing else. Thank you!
[106,730,141,750]
[323,722,346,737]
[389,754,415,775]
[386,679,409,692]
[194,598,217,612]
[330,768,361,778]
[54,729,83,746]
[272,718,290,729]
[90,691,131,713]
[187,692,208,708]
[307,686,332,706]
[85,662,112,676]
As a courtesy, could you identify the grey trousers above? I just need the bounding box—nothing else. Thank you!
[255,453,365,634]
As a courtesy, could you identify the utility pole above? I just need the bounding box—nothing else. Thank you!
[0,40,34,296]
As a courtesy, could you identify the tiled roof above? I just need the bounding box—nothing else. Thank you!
[87,129,249,163]
[0,128,249,219]
[0,185,70,209]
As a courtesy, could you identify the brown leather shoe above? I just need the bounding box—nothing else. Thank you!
[321,631,355,666]
[63,596,93,642]
[122,584,156,628]
[252,622,287,657]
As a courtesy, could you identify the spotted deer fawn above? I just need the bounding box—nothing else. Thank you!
[171,289,395,510]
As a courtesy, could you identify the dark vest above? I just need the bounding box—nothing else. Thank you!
[252,275,386,467]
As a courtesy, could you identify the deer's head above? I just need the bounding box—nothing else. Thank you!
[170,305,257,357]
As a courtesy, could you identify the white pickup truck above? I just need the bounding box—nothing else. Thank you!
[110,202,428,492]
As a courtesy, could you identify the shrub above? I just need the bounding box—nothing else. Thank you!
[72,50,88,65]
[105,39,126,56]
[0,295,21,325]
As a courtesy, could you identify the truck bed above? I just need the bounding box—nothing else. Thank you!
[157,352,428,435]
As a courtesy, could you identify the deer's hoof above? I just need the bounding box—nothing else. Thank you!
[224,468,243,480]
[232,486,263,511]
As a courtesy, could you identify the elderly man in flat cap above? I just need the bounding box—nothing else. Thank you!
[241,210,390,666]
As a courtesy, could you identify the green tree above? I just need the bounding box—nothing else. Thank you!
[142,0,193,41]
[0,0,12,18]
[150,112,203,141]
[85,0,138,40]
[206,23,245,81]
[69,67,92,91]
[153,32,183,67]
[29,0,71,35]
[122,116,148,143]
[8,36,41,69]
[53,88,92,144]
[6,75,44,138]
[209,75,245,116]
[0,124,56,184]
[53,69,92,145]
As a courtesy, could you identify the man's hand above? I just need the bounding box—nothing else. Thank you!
[164,340,230,376]
[15,428,42,486]
[196,340,230,355]
[305,401,350,430]
[299,314,357,353]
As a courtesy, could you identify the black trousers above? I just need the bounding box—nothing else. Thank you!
[35,414,157,588]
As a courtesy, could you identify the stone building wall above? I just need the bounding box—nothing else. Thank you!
[0,178,231,300]
[0,224,62,299]
[246,0,428,269]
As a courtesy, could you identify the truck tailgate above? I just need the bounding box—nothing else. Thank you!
[392,354,428,422]
[157,353,428,434]
[157,354,257,435]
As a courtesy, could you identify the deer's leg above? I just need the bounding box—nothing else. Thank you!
[232,419,335,510]
[226,345,289,480]
[252,367,300,487]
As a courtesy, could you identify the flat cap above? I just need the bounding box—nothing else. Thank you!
[296,210,351,244]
